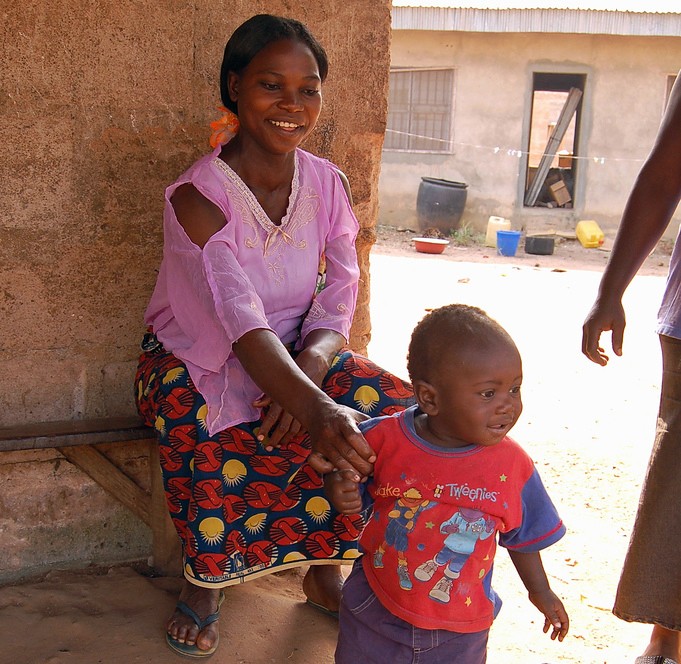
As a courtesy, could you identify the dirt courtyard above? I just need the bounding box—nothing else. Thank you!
[0,228,674,664]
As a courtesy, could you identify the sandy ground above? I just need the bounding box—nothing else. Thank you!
[0,227,674,664]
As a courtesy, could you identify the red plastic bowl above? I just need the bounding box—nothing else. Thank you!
[413,237,450,254]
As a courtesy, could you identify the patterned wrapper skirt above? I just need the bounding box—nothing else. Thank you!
[135,337,414,588]
[614,334,681,629]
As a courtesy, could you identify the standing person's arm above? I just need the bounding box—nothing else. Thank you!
[582,72,681,365]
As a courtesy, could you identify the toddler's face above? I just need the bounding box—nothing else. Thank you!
[426,342,523,448]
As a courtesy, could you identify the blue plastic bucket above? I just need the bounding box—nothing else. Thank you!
[496,230,521,257]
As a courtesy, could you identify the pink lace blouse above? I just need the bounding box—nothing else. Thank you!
[145,146,360,435]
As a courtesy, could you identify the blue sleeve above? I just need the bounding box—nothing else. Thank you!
[358,477,375,517]
[358,415,391,435]
[499,468,566,552]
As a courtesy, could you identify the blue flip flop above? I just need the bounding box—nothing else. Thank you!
[305,598,339,619]
[166,593,224,658]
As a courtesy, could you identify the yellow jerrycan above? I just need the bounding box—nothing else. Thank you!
[576,220,605,248]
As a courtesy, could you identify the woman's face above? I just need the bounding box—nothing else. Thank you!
[228,39,323,156]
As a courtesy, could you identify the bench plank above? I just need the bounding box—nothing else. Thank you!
[0,417,154,452]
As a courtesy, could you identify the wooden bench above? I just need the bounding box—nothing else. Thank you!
[0,416,181,576]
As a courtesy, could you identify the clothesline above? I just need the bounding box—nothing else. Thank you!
[385,128,646,164]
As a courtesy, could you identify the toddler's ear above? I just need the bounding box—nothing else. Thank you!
[413,379,439,416]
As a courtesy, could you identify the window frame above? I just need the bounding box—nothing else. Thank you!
[384,66,456,154]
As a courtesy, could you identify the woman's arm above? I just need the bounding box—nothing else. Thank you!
[171,183,227,248]
[254,169,360,446]
[253,329,348,448]
[583,71,681,365]
[233,328,374,477]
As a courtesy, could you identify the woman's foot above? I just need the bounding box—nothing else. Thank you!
[302,564,343,614]
[166,581,223,653]
[640,625,681,663]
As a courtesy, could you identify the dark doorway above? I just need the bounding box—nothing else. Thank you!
[525,72,586,209]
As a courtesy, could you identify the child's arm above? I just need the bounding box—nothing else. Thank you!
[507,550,569,642]
[324,469,364,514]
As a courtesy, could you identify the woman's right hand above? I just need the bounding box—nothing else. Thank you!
[306,402,375,480]
[581,297,626,366]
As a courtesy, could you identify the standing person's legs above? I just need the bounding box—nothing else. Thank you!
[614,335,681,663]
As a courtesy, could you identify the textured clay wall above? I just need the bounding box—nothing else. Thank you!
[0,1,390,579]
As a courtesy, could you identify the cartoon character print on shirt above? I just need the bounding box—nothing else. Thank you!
[414,507,495,604]
[373,488,435,591]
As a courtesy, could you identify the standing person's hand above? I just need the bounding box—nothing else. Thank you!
[581,297,626,366]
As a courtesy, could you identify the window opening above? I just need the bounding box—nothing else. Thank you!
[385,68,454,153]
[524,73,586,208]
[665,73,678,110]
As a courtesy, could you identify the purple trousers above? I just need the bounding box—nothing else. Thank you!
[335,561,488,664]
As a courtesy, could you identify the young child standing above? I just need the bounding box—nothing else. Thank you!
[326,304,569,663]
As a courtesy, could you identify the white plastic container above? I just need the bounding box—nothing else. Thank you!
[485,216,511,248]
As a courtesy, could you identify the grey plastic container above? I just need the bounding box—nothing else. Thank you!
[524,235,555,255]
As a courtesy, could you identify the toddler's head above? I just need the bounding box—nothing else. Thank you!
[407,304,522,448]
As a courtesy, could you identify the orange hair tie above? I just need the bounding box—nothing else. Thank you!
[209,106,240,147]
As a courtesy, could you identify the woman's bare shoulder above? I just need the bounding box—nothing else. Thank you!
[170,183,227,248]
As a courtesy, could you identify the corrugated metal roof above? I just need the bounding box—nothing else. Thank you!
[392,5,681,35]
[392,0,679,11]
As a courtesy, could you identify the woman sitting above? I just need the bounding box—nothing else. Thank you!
[135,14,413,658]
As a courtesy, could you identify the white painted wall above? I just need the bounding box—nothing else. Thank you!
[380,30,681,237]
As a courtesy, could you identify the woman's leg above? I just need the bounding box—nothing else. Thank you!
[302,564,344,613]
[323,350,414,418]
[166,582,222,652]
[136,344,394,638]
[136,346,226,652]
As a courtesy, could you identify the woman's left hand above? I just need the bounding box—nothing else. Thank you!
[252,394,302,450]
[254,343,333,449]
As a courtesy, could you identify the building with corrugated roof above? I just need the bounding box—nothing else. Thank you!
[380,2,681,236]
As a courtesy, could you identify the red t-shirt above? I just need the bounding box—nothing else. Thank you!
[358,406,565,633]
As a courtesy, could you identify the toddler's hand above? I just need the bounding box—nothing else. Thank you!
[528,588,569,642]
[324,469,363,514]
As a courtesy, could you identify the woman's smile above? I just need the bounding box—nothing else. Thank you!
[228,39,323,156]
